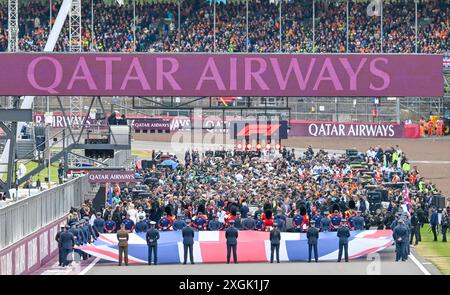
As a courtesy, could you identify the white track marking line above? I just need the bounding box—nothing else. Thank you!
[409,253,431,275]
[78,257,100,275]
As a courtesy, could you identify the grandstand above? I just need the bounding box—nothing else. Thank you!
[0,0,448,122]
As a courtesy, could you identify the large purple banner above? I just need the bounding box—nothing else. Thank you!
[0,53,443,97]
[289,121,419,138]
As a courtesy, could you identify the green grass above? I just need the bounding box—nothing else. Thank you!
[1,160,59,185]
[132,149,152,159]
[415,226,450,275]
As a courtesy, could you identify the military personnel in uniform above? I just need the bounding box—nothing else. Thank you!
[146,221,160,265]
[269,223,281,263]
[393,219,408,262]
[307,220,319,263]
[60,225,75,267]
[135,215,149,233]
[208,215,221,231]
[337,219,350,262]
[320,211,331,232]
[225,219,239,264]
[182,219,195,264]
[55,226,65,266]
[116,223,129,266]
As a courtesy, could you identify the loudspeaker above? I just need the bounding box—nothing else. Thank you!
[375,189,389,202]
[368,191,382,214]
[142,160,157,170]
[432,195,445,209]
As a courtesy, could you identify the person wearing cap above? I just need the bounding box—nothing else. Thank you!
[337,219,350,262]
[83,216,97,244]
[146,221,160,265]
[393,219,408,262]
[307,220,319,263]
[269,223,281,263]
[117,223,129,266]
[135,215,149,233]
[60,225,75,267]
[182,219,195,264]
[55,226,65,266]
[93,212,105,235]
[225,219,239,264]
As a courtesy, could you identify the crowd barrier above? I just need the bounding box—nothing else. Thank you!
[0,176,89,250]
[0,215,67,275]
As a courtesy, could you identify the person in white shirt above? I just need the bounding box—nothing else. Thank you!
[127,203,138,224]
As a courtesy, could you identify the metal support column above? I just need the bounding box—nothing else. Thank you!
[69,0,83,129]
[8,0,18,52]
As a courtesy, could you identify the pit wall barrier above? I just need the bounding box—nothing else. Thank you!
[0,214,67,275]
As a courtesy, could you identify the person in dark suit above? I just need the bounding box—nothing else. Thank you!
[225,219,239,264]
[393,219,408,261]
[116,223,129,266]
[307,220,319,263]
[55,226,65,266]
[59,225,75,267]
[337,219,350,262]
[146,221,160,265]
[93,212,105,235]
[182,219,195,264]
[269,223,281,263]
[430,207,439,241]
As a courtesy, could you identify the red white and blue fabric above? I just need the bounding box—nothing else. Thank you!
[404,184,411,212]
[77,230,393,264]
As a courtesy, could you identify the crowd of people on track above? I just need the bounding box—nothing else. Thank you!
[56,144,450,266]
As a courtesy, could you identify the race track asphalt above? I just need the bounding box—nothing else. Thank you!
[84,246,441,275]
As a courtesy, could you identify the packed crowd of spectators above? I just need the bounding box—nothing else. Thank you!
[0,0,448,54]
[66,145,449,244]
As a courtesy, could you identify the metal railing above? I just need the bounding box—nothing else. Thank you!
[0,175,88,250]
[0,149,132,250]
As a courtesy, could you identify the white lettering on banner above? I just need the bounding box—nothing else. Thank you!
[28,238,38,271]
[1,253,13,275]
[306,123,397,137]
[308,124,318,136]
[388,125,395,137]
[39,232,49,262]
[15,244,26,274]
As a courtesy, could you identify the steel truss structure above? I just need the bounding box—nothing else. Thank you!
[69,0,83,130]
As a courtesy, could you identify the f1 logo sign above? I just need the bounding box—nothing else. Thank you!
[367,0,382,17]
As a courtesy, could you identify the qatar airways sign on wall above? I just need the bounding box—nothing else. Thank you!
[289,121,416,138]
[0,53,443,96]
